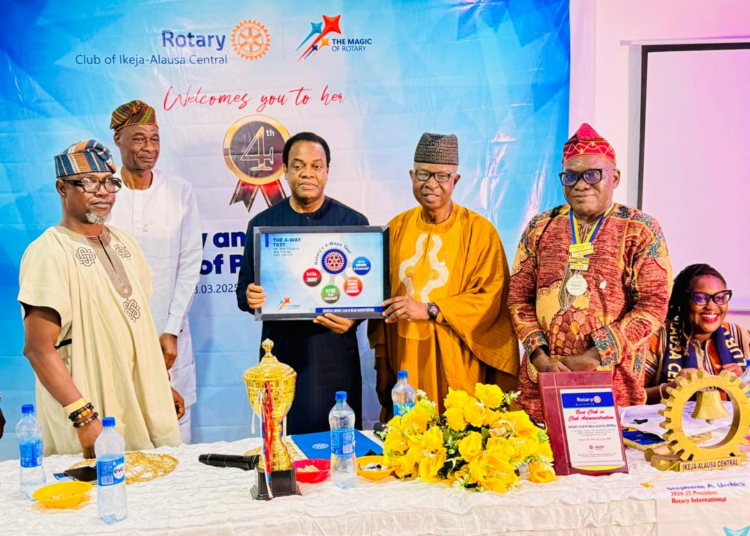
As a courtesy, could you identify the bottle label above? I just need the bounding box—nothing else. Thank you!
[331,429,355,455]
[98,456,125,486]
[393,402,415,417]
[19,439,43,468]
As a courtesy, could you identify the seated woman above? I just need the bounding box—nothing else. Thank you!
[644,264,749,404]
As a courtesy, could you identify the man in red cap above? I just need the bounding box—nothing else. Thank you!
[508,124,672,423]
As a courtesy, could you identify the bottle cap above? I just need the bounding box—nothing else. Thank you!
[397,370,408,380]
[102,416,116,427]
[21,404,34,415]
[335,391,347,401]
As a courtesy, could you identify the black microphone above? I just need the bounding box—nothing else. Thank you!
[199,453,259,471]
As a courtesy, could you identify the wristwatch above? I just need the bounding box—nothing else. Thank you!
[427,302,440,320]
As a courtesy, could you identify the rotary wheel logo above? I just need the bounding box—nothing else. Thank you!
[231,20,271,60]
[322,249,347,275]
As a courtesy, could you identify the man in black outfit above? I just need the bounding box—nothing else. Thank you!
[236,132,368,434]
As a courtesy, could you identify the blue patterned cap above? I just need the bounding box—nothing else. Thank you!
[54,139,116,178]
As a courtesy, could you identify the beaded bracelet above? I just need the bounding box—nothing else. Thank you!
[69,402,94,422]
[73,411,99,429]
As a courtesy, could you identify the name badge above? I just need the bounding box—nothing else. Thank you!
[569,243,594,255]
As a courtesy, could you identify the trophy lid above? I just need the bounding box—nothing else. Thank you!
[243,339,296,386]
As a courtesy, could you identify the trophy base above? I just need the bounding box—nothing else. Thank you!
[251,468,301,500]
[650,452,746,472]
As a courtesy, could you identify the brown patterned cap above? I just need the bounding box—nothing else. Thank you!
[110,100,158,131]
[414,133,459,165]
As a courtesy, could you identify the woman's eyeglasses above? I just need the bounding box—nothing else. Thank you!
[690,290,733,306]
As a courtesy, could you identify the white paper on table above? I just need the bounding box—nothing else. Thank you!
[619,402,734,439]
[654,475,750,536]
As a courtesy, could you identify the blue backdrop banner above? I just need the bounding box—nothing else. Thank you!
[0,0,569,459]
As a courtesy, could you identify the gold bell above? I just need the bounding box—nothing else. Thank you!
[691,389,730,423]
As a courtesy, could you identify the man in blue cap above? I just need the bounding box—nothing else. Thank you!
[18,140,182,457]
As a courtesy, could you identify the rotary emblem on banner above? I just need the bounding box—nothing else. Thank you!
[223,115,290,211]
[231,19,271,61]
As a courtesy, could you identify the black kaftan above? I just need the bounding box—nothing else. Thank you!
[237,197,368,434]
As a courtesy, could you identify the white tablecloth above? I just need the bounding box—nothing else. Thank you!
[1,436,748,536]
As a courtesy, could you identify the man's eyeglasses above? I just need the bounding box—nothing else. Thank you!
[558,167,617,187]
[690,290,733,306]
[61,176,122,194]
[412,170,454,183]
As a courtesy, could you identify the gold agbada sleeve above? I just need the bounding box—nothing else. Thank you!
[431,212,519,378]
[370,206,519,407]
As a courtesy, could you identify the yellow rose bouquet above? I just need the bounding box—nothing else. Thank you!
[380,383,555,492]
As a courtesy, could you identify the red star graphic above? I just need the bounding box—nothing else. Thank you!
[321,14,342,35]
[299,14,342,60]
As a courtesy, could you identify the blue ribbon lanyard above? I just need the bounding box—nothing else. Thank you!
[568,204,613,270]
[569,204,613,246]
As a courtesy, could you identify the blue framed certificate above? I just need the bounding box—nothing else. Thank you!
[254,226,389,320]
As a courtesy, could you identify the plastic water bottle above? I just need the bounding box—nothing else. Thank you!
[391,370,416,417]
[741,365,750,444]
[741,364,750,397]
[17,404,46,500]
[329,391,357,489]
[96,417,127,524]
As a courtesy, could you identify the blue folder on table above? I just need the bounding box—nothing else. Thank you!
[291,430,383,460]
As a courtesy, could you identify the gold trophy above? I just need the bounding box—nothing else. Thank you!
[243,339,300,499]
[646,370,750,472]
